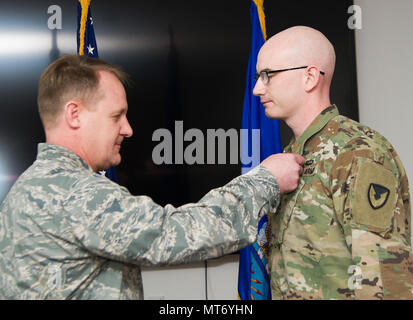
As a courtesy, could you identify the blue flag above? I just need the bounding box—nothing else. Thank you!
[238,0,282,300]
[77,0,118,182]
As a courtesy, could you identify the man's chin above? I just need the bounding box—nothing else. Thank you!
[265,109,281,120]
[110,156,121,167]
[101,156,121,171]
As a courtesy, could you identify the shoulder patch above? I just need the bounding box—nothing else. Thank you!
[353,160,397,231]
[368,183,390,210]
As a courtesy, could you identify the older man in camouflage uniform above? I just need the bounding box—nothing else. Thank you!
[253,26,413,300]
[0,55,304,299]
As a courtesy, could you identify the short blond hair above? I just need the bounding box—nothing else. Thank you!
[37,54,129,129]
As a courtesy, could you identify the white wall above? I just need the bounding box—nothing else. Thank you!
[141,254,239,300]
[354,0,413,190]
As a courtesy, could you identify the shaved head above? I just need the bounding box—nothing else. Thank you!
[259,26,336,83]
[253,26,336,138]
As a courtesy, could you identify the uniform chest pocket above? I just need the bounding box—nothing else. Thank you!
[272,161,333,250]
[272,182,306,247]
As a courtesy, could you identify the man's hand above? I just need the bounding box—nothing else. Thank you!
[261,153,305,194]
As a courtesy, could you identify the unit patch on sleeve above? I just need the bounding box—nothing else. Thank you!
[353,160,397,231]
[368,183,390,210]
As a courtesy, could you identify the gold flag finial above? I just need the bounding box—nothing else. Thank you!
[78,0,91,55]
[252,0,267,41]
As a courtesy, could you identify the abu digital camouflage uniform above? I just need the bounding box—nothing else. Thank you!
[270,105,413,300]
[0,143,280,300]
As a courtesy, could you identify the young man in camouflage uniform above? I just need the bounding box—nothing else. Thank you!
[253,26,413,300]
[0,55,304,299]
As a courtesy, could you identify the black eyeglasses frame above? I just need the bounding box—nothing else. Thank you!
[254,66,325,82]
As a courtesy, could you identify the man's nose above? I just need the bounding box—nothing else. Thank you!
[121,117,133,138]
[253,78,266,96]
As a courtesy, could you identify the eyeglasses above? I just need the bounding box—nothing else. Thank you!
[254,66,325,84]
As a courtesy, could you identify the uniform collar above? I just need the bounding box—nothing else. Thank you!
[37,143,93,172]
[286,104,339,155]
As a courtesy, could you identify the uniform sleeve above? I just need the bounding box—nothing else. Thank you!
[62,165,280,266]
[331,151,413,300]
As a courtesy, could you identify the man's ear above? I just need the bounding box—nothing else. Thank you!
[64,101,81,129]
[303,66,321,92]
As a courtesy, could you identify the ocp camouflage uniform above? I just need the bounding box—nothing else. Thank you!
[0,143,280,300]
[270,105,413,300]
